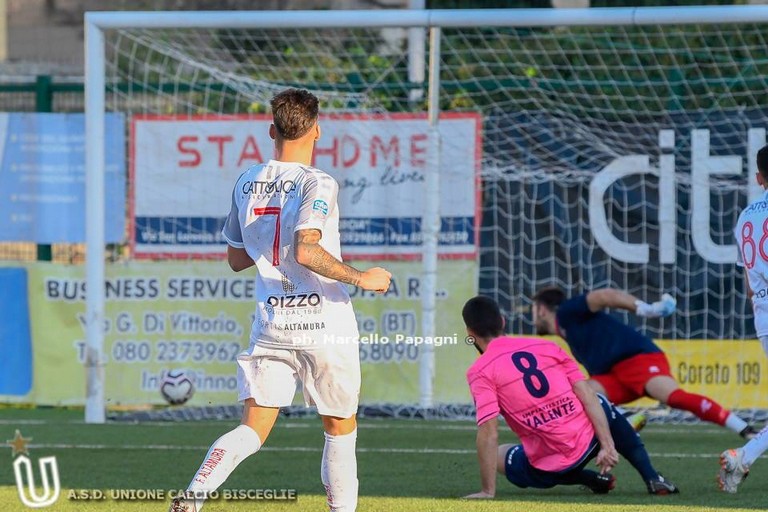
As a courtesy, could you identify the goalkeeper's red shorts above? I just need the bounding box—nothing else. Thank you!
[590,352,672,405]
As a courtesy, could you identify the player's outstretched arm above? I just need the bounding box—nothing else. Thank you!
[294,229,391,292]
[586,288,676,318]
[465,417,498,499]
[586,288,638,312]
[573,380,618,474]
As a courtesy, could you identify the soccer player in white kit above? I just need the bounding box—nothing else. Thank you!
[719,144,768,493]
[170,88,391,512]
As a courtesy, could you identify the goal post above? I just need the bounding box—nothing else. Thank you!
[84,18,106,424]
[86,5,768,423]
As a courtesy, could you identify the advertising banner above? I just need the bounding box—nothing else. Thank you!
[3,260,476,407]
[484,110,768,340]
[131,114,480,259]
[548,337,768,409]
[5,261,765,409]
[0,268,32,396]
[0,113,125,243]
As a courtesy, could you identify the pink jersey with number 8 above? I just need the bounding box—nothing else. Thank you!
[467,336,596,472]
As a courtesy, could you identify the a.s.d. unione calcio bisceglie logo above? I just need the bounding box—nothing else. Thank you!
[7,429,60,508]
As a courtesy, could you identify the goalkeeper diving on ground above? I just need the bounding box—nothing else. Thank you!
[531,287,756,439]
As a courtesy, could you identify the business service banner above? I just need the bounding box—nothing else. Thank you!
[2,260,477,407]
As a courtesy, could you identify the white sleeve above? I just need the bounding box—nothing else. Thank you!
[294,174,339,233]
[221,185,244,248]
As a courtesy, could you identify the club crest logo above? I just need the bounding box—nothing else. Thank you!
[312,199,329,217]
[7,429,60,508]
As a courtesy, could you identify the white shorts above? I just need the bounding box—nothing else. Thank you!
[236,343,361,418]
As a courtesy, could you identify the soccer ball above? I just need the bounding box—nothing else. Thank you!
[159,369,194,405]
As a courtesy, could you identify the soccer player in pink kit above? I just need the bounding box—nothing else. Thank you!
[461,296,678,498]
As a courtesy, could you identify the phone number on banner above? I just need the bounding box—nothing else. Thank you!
[75,340,422,364]
[360,342,419,364]
[74,340,243,364]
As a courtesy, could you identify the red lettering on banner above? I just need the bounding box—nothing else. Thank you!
[371,136,400,167]
[410,133,427,167]
[314,137,339,167]
[342,135,360,168]
[177,134,266,169]
[178,136,201,167]
[207,135,233,168]
[175,130,430,171]
[238,135,264,167]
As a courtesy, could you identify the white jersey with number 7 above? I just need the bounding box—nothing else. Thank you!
[735,188,768,337]
[221,160,358,350]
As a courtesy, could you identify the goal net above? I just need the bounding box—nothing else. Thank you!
[90,7,768,422]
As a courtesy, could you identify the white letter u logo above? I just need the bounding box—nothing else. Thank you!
[13,455,60,508]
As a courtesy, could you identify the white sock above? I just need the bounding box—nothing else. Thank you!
[725,413,749,434]
[743,424,768,466]
[321,429,358,512]
[187,424,262,511]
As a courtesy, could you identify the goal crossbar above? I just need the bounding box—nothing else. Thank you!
[86,5,768,30]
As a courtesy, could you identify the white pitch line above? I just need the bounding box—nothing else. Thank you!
[25,443,719,458]
[294,423,729,435]
[28,443,472,453]
[0,419,731,435]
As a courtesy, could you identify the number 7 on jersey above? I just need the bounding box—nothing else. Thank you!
[253,207,281,266]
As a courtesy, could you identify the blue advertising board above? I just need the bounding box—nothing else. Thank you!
[0,113,125,243]
[0,267,32,395]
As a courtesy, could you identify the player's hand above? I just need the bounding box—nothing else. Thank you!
[635,293,676,318]
[359,267,392,293]
[463,491,494,499]
[655,293,677,317]
[595,445,619,474]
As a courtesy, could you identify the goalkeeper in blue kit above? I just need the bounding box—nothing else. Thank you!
[532,287,755,439]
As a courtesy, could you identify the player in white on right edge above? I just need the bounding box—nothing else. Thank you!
[719,144,768,493]
[170,88,391,512]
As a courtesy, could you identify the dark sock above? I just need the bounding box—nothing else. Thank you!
[600,396,659,482]
[558,468,603,487]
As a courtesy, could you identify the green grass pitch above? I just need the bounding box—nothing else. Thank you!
[0,407,763,511]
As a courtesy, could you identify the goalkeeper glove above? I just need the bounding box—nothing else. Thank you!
[635,293,676,318]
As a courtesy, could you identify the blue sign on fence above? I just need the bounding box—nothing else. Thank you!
[0,113,125,243]
[0,267,32,395]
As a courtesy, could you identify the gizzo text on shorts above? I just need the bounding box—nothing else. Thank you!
[291,333,459,347]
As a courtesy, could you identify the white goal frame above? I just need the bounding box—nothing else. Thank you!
[85,5,768,423]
